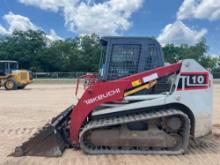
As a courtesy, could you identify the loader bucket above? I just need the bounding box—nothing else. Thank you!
[10,106,73,157]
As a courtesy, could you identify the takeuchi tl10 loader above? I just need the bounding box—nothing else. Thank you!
[11,37,213,157]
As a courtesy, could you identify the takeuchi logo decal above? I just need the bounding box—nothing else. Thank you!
[84,88,121,105]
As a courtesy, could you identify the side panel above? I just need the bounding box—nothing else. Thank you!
[166,59,213,137]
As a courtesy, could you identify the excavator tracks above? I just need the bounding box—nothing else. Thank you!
[79,109,190,155]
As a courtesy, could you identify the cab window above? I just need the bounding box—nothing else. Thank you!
[0,63,6,76]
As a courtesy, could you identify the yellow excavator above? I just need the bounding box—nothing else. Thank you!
[0,60,32,90]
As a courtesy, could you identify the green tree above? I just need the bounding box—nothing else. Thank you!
[0,30,102,72]
[39,38,81,72]
[162,39,218,70]
[0,30,46,71]
[77,34,101,72]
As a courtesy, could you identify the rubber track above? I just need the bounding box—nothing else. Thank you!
[79,109,190,155]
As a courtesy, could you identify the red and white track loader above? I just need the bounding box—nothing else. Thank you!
[11,59,213,156]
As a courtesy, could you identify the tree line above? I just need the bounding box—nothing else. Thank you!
[0,30,219,72]
[0,30,101,72]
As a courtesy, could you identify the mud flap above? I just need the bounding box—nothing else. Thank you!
[10,106,73,157]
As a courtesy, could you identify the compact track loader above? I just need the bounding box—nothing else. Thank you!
[11,37,213,156]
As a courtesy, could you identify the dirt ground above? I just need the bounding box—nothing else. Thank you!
[0,83,220,165]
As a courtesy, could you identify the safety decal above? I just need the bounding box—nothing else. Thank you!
[131,79,142,87]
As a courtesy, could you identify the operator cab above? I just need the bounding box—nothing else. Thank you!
[99,37,164,80]
[0,61,19,76]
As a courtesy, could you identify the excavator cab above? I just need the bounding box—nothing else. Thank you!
[99,37,164,80]
[0,61,19,76]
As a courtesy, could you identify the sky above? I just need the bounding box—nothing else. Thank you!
[0,0,220,56]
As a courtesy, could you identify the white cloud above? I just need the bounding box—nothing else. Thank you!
[19,0,73,12]
[0,25,9,36]
[3,12,39,33]
[0,12,62,41]
[46,29,63,41]
[157,21,207,46]
[209,53,220,58]
[18,0,144,35]
[177,0,220,21]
